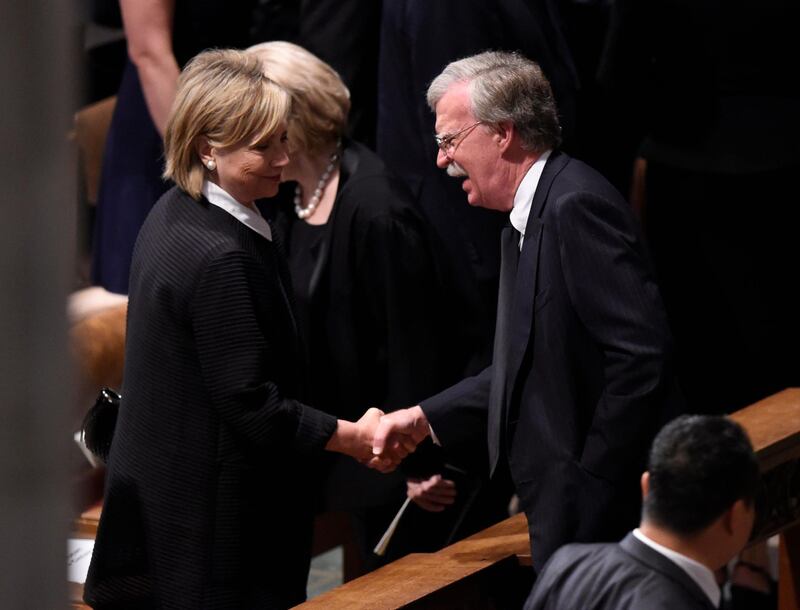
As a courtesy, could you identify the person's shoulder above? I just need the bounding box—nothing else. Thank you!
[547,153,623,202]
[534,541,622,591]
[528,542,628,609]
[618,570,711,610]
[540,153,631,227]
[146,187,254,258]
[147,185,210,226]
[545,541,619,570]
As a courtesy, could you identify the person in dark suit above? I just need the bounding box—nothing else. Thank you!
[376,0,580,387]
[372,51,682,572]
[84,50,391,610]
[525,414,760,609]
[247,41,508,568]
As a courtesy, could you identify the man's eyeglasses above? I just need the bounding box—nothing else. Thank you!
[434,121,484,154]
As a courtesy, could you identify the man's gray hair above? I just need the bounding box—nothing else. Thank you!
[427,51,562,152]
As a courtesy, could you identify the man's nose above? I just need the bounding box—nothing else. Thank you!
[436,147,451,169]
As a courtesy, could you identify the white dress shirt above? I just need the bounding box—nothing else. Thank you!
[428,150,552,446]
[202,180,272,241]
[509,149,551,249]
[633,528,721,607]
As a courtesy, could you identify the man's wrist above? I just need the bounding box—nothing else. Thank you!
[409,405,432,442]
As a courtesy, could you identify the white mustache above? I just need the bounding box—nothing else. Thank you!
[447,161,468,177]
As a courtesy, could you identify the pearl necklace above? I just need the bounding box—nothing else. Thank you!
[294,145,341,220]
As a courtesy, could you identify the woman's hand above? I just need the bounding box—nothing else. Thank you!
[327,408,405,472]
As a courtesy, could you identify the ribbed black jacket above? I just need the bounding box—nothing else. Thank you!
[84,187,337,609]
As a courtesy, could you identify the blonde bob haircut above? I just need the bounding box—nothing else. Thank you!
[163,48,291,199]
[247,41,350,157]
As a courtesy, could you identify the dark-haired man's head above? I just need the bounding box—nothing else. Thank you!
[640,415,759,570]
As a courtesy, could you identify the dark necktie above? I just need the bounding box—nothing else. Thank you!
[488,225,521,476]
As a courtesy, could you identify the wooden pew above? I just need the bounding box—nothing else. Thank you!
[298,513,530,609]
[730,389,800,610]
[296,388,800,609]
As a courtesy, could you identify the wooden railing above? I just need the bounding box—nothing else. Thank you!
[296,388,800,609]
[299,512,530,609]
[730,389,800,610]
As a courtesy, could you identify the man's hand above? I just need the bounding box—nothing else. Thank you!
[369,405,431,472]
[407,474,457,512]
[326,407,384,464]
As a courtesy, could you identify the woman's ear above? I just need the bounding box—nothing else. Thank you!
[195,137,214,168]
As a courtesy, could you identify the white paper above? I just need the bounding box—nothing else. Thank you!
[67,538,95,584]
[373,496,411,556]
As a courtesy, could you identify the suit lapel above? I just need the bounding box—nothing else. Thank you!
[503,152,568,398]
[488,226,520,473]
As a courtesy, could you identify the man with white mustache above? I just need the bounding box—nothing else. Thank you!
[371,51,683,574]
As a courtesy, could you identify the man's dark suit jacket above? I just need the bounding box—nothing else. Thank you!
[525,533,717,609]
[84,187,337,609]
[421,151,682,570]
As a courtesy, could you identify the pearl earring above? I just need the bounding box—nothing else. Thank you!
[206,160,217,171]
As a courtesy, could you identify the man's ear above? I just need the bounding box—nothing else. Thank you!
[494,121,514,152]
[641,471,650,500]
[729,498,754,536]
[719,503,737,535]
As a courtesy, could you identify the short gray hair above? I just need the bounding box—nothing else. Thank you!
[427,51,561,152]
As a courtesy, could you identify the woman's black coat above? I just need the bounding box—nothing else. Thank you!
[84,187,337,609]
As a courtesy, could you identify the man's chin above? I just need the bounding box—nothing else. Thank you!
[464,189,482,207]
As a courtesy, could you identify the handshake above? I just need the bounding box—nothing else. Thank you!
[328,405,431,473]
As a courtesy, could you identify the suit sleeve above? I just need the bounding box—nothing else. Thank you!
[190,249,337,455]
[555,192,674,479]
[523,546,576,610]
[419,365,492,450]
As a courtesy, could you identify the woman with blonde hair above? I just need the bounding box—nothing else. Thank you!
[83,49,386,609]
[247,42,499,568]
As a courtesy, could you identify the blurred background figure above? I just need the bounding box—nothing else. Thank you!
[598,0,800,415]
[282,0,383,148]
[250,41,508,571]
[90,0,276,294]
